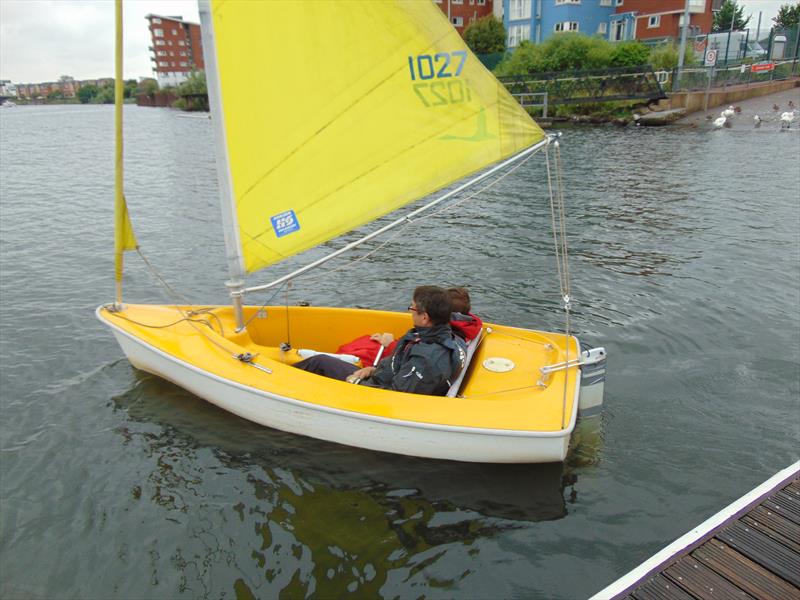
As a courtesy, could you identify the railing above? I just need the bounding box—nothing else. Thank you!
[671,58,799,92]
[499,65,667,108]
[511,91,548,117]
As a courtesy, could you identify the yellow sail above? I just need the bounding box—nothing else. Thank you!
[208,0,544,274]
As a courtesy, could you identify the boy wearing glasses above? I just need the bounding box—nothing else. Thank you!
[294,285,467,396]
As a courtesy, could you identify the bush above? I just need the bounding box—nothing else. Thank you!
[649,41,698,70]
[610,41,651,66]
[496,34,651,75]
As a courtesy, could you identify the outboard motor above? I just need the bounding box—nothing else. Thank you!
[578,347,606,417]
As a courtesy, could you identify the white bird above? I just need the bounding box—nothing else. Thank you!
[780,110,798,128]
[754,114,761,127]
[721,106,735,119]
[713,115,727,129]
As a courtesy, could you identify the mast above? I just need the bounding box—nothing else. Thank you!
[114,0,123,304]
[198,0,247,329]
[113,0,138,305]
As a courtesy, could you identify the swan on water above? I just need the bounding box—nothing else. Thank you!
[713,116,727,128]
[721,106,735,119]
[753,115,761,127]
[780,110,798,128]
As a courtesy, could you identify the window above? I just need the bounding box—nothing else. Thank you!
[167,41,173,45]
[508,23,531,47]
[615,0,623,5]
[153,28,163,37]
[478,0,486,4]
[157,50,167,56]
[555,0,580,4]
[155,39,165,46]
[554,21,579,32]
[172,29,178,35]
[509,0,531,20]
[180,62,188,67]
[452,0,463,3]
[612,19,625,40]
[600,0,611,5]
[180,51,187,56]
[648,15,660,28]
[151,17,161,24]
[178,40,185,46]
[598,22,608,34]
[158,61,168,67]
[452,16,463,26]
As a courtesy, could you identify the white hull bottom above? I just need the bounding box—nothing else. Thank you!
[110,328,575,463]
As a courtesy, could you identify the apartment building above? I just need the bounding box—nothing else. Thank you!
[504,0,616,48]
[146,14,205,88]
[434,0,495,35]
[503,0,719,49]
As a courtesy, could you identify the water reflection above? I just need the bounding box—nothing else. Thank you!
[110,370,586,597]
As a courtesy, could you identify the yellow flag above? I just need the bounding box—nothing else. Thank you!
[208,0,543,274]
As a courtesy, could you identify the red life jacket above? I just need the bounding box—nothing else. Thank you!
[337,335,398,366]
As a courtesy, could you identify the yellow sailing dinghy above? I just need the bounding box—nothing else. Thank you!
[98,0,606,463]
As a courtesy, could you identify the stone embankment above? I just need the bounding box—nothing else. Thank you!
[632,78,799,126]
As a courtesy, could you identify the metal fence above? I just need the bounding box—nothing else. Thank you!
[670,59,799,92]
[498,65,667,108]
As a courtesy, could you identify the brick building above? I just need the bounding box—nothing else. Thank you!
[614,0,720,42]
[146,14,205,88]
[434,0,495,35]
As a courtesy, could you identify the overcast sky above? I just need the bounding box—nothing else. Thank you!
[0,0,793,83]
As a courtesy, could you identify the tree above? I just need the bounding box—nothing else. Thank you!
[176,71,207,96]
[77,83,99,104]
[773,2,800,28]
[123,79,137,99]
[47,89,64,100]
[463,16,506,54]
[712,0,751,32]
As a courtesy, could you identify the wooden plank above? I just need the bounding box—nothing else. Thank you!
[742,508,800,554]
[761,496,800,525]
[716,520,800,587]
[692,538,800,600]
[664,555,753,599]
[631,574,696,600]
[787,479,800,496]
[774,490,800,516]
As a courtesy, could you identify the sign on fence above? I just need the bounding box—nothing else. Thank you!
[704,49,717,67]
[751,62,775,73]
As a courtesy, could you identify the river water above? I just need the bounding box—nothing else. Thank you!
[1,104,798,599]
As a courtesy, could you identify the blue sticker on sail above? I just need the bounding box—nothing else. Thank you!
[271,210,300,238]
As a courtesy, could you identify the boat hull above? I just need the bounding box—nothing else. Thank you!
[107,322,575,463]
[98,304,587,463]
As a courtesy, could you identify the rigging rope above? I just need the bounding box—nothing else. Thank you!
[544,139,574,430]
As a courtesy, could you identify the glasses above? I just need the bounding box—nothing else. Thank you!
[408,305,424,313]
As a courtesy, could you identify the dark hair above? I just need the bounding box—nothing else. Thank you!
[413,285,452,326]
[447,287,471,314]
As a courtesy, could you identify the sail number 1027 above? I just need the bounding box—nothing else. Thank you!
[407,51,467,80]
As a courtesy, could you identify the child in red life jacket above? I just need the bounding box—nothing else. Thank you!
[337,287,482,366]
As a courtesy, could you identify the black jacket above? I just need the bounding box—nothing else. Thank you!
[361,324,467,396]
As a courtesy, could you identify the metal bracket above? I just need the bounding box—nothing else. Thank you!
[540,347,606,375]
[234,352,272,374]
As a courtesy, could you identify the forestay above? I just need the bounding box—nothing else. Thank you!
[201,0,544,276]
